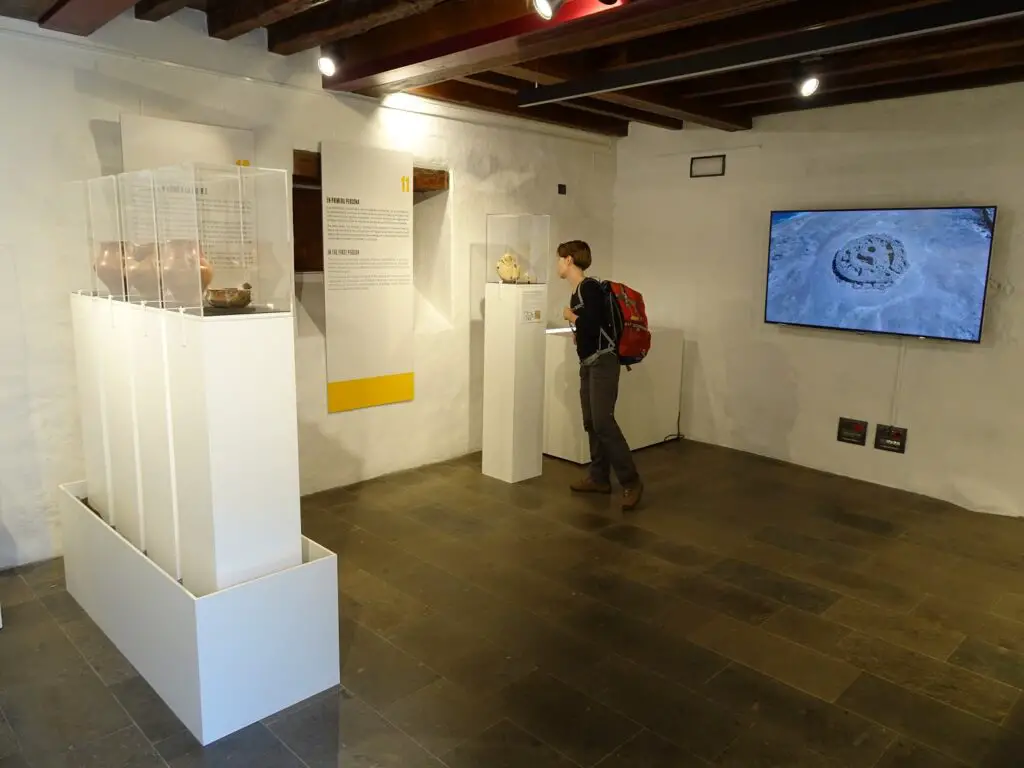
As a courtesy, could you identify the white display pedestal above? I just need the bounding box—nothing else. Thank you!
[163,309,302,597]
[72,294,302,597]
[482,283,548,483]
[66,293,338,746]
[60,482,339,745]
[543,327,684,464]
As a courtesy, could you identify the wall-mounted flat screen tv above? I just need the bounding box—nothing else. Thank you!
[764,207,996,343]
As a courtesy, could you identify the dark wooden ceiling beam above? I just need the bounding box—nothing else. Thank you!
[324,0,798,94]
[267,0,451,55]
[293,149,449,191]
[407,80,630,138]
[207,0,323,40]
[462,71,684,130]
[519,0,1024,106]
[748,64,1024,116]
[503,61,752,131]
[721,44,1024,107]
[38,0,138,34]
[583,0,950,71]
[134,0,190,21]
[676,17,1024,98]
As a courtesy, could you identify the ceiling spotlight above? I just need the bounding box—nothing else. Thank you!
[532,0,565,20]
[799,76,820,98]
[317,54,337,78]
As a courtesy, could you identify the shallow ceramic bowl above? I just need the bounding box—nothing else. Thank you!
[206,286,252,309]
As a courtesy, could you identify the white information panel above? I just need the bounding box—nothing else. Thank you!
[320,142,414,413]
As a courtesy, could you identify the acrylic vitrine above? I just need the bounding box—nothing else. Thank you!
[150,164,293,315]
[486,213,551,285]
[86,175,128,299]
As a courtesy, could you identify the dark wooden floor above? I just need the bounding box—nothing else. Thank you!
[3,441,1024,766]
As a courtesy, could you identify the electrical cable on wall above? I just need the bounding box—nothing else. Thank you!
[891,338,907,425]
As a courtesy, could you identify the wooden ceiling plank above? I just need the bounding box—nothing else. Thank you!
[323,0,797,93]
[134,0,191,21]
[518,0,1024,106]
[407,80,630,137]
[464,72,684,130]
[677,16,1024,98]
[207,0,325,40]
[0,0,57,22]
[594,0,950,71]
[719,44,1024,106]
[748,64,1024,116]
[39,0,139,35]
[504,61,751,131]
[268,0,451,55]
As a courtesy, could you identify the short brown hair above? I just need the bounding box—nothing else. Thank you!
[557,240,592,271]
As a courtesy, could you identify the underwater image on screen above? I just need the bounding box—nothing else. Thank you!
[765,207,996,342]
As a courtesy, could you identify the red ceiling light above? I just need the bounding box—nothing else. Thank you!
[532,0,622,21]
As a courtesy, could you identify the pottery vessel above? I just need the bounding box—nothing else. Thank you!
[93,241,125,296]
[125,243,161,301]
[161,239,213,304]
[206,282,252,309]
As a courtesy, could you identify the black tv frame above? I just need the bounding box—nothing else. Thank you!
[763,205,998,344]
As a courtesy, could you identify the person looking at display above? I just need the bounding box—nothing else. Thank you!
[558,241,643,511]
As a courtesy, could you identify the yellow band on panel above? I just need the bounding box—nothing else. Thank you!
[327,373,415,413]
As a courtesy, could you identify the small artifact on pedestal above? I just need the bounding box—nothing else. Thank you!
[93,241,126,296]
[496,252,521,284]
[206,282,252,309]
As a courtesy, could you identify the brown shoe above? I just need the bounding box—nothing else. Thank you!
[622,481,644,511]
[571,476,612,495]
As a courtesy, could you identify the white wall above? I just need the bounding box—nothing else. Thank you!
[0,11,615,568]
[614,83,1024,517]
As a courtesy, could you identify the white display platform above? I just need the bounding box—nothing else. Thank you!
[163,309,302,597]
[60,482,339,746]
[543,327,684,464]
[482,283,548,483]
[70,294,302,597]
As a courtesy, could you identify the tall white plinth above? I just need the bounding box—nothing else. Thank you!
[60,483,340,746]
[482,283,548,483]
[164,312,302,597]
[131,304,178,580]
[69,293,111,519]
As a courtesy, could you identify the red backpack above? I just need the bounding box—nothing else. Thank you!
[598,280,651,368]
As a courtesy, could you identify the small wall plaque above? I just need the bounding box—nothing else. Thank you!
[837,417,868,446]
[874,424,908,454]
[690,154,726,178]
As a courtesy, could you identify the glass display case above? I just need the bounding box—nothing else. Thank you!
[119,170,161,305]
[486,214,551,285]
[86,175,127,299]
[151,164,293,316]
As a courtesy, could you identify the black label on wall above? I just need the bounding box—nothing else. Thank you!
[875,424,908,454]
[837,418,868,446]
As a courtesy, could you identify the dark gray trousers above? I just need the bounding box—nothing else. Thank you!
[580,353,640,487]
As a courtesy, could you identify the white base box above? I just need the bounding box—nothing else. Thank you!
[482,283,548,483]
[59,482,340,746]
[543,327,684,464]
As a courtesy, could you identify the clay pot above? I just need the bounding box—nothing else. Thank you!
[206,282,252,309]
[161,239,213,304]
[125,243,160,300]
[93,241,125,296]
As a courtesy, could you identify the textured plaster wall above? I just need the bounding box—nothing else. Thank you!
[614,83,1024,517]
[0,11,615,568]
